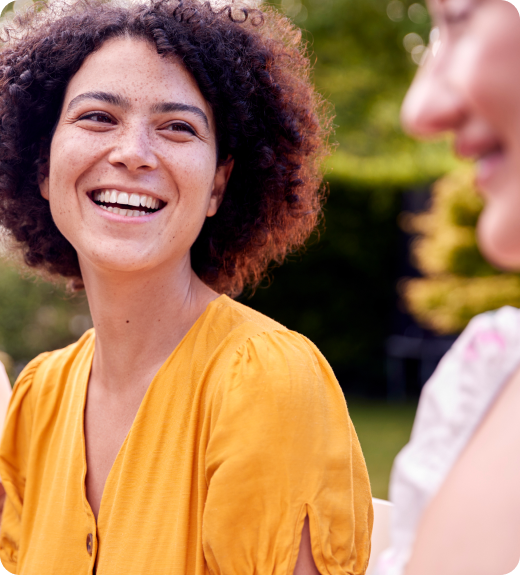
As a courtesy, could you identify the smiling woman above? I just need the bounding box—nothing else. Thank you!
[0,0,330,297]
[0,1,373,574]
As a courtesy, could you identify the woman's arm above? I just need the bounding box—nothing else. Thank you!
[0,362,11,435]
[203,331,372,575]
[294,517,320,575]
[406,365,520,575]
[0,362,11,515]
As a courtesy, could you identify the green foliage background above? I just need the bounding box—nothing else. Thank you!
[0,0,458,392]
[403,167,520,334]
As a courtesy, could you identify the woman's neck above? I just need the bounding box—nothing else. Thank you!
[81,256,218,394]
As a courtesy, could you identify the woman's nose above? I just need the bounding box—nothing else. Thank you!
[400,54,467,139]
[108,124,158,172]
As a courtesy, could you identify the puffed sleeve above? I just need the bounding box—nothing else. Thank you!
[203,330,373,575]
[0,353,49,573]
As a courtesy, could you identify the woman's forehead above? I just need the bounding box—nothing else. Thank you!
[64,37,213,121]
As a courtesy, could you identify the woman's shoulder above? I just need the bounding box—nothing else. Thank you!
[208,295,288,337]
[11,328,95,404]
[211,296,327,369]
[205,297,341,406]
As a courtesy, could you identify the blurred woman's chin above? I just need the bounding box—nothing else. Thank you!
[477,210,520,271]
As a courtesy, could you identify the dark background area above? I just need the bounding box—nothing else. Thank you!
[242,176,404,397]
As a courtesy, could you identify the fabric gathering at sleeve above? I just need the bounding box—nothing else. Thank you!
[0,353,49,574]
[202,330,373,575]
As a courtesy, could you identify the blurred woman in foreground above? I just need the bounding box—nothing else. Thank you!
[376,1,520,574]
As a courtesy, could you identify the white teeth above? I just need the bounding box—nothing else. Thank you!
[129,193,141,207]
[101,204,150,217]
[94,189,162,214]
[117,192,129,205]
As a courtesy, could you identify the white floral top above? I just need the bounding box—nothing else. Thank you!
[375,306,520,575]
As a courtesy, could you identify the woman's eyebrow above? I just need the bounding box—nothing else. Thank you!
[151,102,209,130]
[67,91,130,113]
[66,92,210,130]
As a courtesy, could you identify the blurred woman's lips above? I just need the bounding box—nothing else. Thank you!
[454,136,506,192]
[475,148,506,190]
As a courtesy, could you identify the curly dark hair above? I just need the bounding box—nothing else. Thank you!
[0,0,332,296]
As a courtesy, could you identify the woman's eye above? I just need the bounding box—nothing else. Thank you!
[166,122,196,135]
[79,112,115,124]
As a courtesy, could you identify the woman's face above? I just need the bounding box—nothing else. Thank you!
[401,0,520,269]
[41,36,232,278]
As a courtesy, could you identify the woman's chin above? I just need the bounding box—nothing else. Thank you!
[78,249,157,276]
[477,210,520,271]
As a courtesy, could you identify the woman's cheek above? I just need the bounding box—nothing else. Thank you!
[174,150,218,205]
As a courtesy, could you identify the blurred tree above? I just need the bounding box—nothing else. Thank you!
[273,0,456,174]
[402,166,520,334]
[0,260,91,381]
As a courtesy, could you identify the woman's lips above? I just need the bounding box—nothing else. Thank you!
[476,149,506,191]
[88,188,166,220]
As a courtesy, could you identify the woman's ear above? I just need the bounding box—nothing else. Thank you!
[207,156,234,218]
[38,143,50,200]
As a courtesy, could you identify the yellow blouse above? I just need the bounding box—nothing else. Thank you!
[0,295,373,575]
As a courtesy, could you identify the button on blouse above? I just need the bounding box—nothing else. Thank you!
[86,534,93,556]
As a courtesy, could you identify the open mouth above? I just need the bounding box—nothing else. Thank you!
[476,146,505,187]
[90,189,166,217]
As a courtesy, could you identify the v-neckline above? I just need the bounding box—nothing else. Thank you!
[79,294,227,529]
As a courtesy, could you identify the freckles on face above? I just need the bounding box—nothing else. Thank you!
[44,37,226,275]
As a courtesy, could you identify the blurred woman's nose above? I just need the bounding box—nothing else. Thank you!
[401,55,466,138]
[108,123,158,172]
